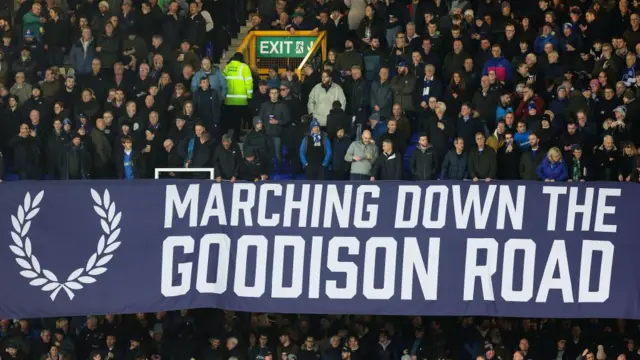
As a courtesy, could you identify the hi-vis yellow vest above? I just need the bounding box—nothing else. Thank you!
[223,60,253,106]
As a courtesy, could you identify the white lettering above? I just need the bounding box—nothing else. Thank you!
[233,235,267,297]
[325,237,359,299]
[394,185,421,228]
[196,234,230,294]
[230,183,255,226]
[323,185,352,228]
[543,186,568,231]
[161,236,194,297]
[401,237,440,300]
[363,238,397,299]
[257,184,282,227]
[164,184,199,228]
[354,185,379,228]
[501,239,536,302]
[452,185,496,230]
[578,240,614,302]
[200,184,227,226]
[308,236,323,298]
[496,185,525,230]
[283,184,310,227]
[463,238,498,301]
[271,236,305,298]
[536,240,573,302]
[594,188,621,233]
[423,185,448,229]
[567,187,594,231]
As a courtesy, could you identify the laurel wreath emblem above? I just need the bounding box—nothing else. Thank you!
[10,189,122,301]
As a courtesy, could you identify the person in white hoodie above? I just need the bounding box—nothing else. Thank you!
[307,69,346,127]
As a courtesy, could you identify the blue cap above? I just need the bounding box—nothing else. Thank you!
[25,29,33,37]
[62,118,72,126]
[397,61,408,68]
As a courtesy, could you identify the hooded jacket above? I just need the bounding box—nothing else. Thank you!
[244,119,273,170]
[59,143,92,180]
[307,82,347,126]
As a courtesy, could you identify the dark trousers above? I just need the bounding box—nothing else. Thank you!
[332,170,349,180]
[47,45,64,66]
[349,173,369,180]
[305,165,325,180]
[224,105,249,141]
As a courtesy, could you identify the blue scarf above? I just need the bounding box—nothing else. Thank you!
[312,132,321,144]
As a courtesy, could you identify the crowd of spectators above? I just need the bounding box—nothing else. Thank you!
[3,314,640,360]
[2,0,640,182]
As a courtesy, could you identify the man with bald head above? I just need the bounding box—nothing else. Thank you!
[344,129,378,180]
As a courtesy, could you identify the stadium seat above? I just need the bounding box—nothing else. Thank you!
[270,173,293,181]
[409,132,420,144]
[5,173,19,182]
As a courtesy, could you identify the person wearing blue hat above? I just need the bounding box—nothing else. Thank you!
[300,119,332,180]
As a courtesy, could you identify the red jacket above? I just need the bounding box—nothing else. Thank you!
[515,96,545,122]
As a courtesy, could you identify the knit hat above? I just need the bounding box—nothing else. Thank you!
[528,101,536,111]
[501,1,510,10]
[614,105,627,117]
[253,116,262,126]
[369,113,381,122]
[24,29,33,38]
[99,1,109,9]
[309,119,320,131]
[62,118,72,126]
[563,23,573,31]
[244,146,256,158]
[464,9,474,17]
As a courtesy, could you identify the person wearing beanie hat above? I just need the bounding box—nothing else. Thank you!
[223,51,253,141]
[239,145,268,182]
[244,116,273,174]
[300,119,332,179]
[213,131,242,182]
[59,129,92,180]
[368,112,387,143]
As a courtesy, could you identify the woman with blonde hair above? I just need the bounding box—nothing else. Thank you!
[536,147,568,181]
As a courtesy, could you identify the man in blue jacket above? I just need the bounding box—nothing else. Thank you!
[191,57,227,98]
[69,27,96,79]
[300,120,332,180]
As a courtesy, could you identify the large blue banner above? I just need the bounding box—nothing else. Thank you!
[0,181,636,319]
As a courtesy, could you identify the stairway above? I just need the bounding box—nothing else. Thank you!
[217,19,253,70]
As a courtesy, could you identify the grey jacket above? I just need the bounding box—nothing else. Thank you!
[370,80,393,120]
[344,140,379,175]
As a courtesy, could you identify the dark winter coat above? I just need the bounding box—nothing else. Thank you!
[213,143,242,179]
[519,148,545,180]
[410,145,437,180]
[59,144,92,179]
[372,151,403,180]
[441,149,469,180]
[468,146,497,179]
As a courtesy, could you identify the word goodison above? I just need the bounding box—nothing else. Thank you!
[0,181,635,319]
